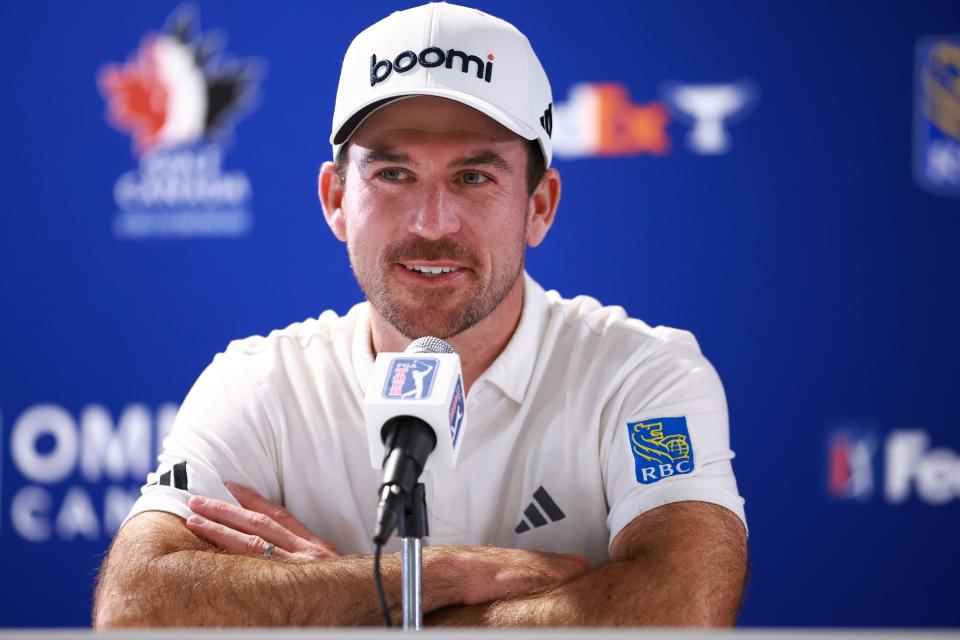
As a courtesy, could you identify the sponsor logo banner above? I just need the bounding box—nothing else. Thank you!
[552,80,757,159]
[827,428,877,501]
[97,6,264,238]
[826,424,959,505]
[914,35,960,198]
[2,403,177,542]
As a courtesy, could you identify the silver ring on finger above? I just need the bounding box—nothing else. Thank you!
[262,542,276,559]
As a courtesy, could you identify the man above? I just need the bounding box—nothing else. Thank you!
[94,3,747,627]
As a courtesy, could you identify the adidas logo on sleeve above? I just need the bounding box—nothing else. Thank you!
[146,461,189,491]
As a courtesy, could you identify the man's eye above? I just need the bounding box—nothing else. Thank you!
[380,168,409,181]
[461,171,489,185]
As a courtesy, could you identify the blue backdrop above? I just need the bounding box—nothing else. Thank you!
[1,0,958,628]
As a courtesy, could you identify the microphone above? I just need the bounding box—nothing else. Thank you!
[363,337,467,545]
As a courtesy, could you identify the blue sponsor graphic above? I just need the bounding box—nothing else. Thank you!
[98,6,264,238]
[826,427,877,501]
[626,417,694,484]
[824,424,960,505]
[914,35,960,197]
[448,376,465,447]
[382,358,438,400]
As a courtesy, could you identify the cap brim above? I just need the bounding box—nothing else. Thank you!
[330,87,541,149]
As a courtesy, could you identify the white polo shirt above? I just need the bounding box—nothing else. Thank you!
[128,273,746,565]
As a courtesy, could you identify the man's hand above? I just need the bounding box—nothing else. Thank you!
[427,502,748,627]
[185,482,589,611]
[423,544,589,608]
[185,482,339,562]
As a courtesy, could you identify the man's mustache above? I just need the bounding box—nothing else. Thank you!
[385,238,478,269]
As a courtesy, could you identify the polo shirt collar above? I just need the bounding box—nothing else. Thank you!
[350,271,548,404]
[473,272,548,404]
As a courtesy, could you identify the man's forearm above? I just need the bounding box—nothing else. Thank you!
[428,502,748,627]
[430,556,735,626]
[94,512,418,627]
[93,510,588,627]
[96,545,404,627]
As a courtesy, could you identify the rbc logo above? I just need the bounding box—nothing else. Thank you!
[627,417,695,484]
[382,358,438,400]
[914,36,960,197]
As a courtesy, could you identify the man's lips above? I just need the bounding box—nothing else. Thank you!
[401,260,467,274]
[392,262,470,282]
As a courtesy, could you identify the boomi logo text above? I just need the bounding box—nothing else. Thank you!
[370,47,494,86]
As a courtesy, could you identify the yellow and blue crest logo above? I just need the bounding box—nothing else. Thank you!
[626,417,695,484]
[915,35,960,197]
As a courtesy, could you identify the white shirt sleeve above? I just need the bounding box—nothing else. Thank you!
[124,348,282,526]
[601,336,747,550]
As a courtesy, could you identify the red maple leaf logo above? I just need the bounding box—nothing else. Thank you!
[98,37,168,155]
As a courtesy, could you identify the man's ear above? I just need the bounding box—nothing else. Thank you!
[319,161,347,242]
[526,167,561,248]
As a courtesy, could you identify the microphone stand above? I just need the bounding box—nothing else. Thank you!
[398,483,428,631]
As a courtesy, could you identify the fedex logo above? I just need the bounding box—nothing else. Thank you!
[554,84,671,158]
[382,358,438,400]
[885,430,960,505]
[826,426,960,505]
[552,81,757,159]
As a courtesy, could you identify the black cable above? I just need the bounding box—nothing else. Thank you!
[373,543,392,627]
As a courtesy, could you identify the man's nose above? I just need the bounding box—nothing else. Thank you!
[408,185,460,239]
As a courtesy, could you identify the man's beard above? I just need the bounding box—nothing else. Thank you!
[348,236,523,340]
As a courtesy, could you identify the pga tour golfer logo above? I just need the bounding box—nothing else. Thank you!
[382,358,439,400]
[627,417,695,484]
[827,429,877,501]
[448,376,465,446]
[97,6,264,238]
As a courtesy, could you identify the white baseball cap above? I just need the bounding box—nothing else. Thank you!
[330,2,554,166]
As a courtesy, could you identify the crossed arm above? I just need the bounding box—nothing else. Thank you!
[93,483,588,627]
[93,483,747,627]
[428,500,747,626]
